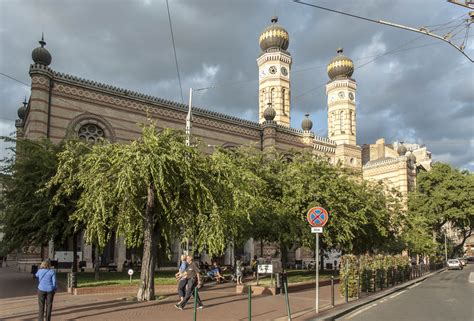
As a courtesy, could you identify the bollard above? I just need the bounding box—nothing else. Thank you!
[330,276,335,307]
[356,275,360,299]
[344,277,348,303]
[283,276,292,321]
[248,285,252,321]
[373,272,377,293]
[193,286,198,321]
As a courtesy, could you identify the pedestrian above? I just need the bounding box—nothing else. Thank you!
[35,259,57,321]
[175,254,188,305]
[175,256,203,310]
[251,255,258,279]
[235,256,244,285]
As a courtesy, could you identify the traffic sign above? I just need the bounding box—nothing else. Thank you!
[311,227,323,233]
[307,207,329,227]
[128,269,134,276]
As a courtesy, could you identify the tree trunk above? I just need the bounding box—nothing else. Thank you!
[94,245,100,281]
[260,239,264,257]
[72,232,78,273]
[280,243,288,270]
[137,184,157,301]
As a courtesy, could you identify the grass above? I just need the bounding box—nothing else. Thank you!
[57,271,177,288]
[247,269,337,287]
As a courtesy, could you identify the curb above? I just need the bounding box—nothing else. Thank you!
[308,268,446,321]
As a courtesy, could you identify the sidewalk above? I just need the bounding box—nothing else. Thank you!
[0,267,346,320]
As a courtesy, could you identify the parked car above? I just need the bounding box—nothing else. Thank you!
[447,259,463,270]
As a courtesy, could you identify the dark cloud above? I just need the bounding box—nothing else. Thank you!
[1,0,473,169]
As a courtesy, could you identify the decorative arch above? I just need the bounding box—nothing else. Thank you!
[339,110,345,133]
[282,88,286,115]
[67,113,116,142]
[222,142,239,149]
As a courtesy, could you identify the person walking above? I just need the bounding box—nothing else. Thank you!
[35,259,57,321]
[235,256,244,285]
[175,254,188,305]
[175,256,203,310]
[251,255,258,279]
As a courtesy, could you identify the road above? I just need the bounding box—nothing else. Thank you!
[338,264,474,321]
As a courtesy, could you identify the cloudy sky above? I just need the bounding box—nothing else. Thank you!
[1,0,473,169]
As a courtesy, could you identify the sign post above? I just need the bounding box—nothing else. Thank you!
[307,207,329,314]
[128,269,134,284]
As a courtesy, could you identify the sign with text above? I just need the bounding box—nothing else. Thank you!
[257,264,273,274]
[311,227,323,233]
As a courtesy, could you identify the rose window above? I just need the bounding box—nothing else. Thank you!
[78,123,105,143]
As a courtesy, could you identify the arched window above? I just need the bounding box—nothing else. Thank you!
[349,111,353,134]
[270,88,275,104]
[282,89,286,114]
[340,111,345,133]
[78,123,105,143]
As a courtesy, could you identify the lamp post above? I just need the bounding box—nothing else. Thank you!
[444,230,448,263]
[186,88,193,147]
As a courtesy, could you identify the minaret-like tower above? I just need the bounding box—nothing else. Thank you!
[326,48,356,145]
[326,48,361,169]
[257,17,292,127]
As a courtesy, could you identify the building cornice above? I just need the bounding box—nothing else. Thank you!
[30,64,263,131]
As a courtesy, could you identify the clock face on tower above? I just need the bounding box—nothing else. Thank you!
[338,91,345,99]
[349,92,354,101]
[269,66,277,74]
[281,66,288,76]
[259,69,267,79]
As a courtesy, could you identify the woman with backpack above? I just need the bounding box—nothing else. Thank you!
[35,259,57,321]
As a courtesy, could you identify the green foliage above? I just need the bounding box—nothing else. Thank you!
[0,137,65,253]
[406,162,473,257]
[49,123,252,256]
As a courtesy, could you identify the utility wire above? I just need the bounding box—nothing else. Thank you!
[1,34,473,104]
[0,73,30,86]
[165,0,184,103]
[293,0,473,62]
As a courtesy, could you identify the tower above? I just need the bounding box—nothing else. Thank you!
[257,17,292,127]
[326,48,356,145]
[326,48,361,168]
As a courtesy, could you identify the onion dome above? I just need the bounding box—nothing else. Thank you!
[263,103,276,121]
[301,114,313,131]
[327,48,354,80]
[17,98,27,119]
[32,34,52,66]
[259,16,289,52]
[397,142,407,156]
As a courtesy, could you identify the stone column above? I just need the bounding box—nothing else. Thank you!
[262,121,277,152]
[27,65,53,139]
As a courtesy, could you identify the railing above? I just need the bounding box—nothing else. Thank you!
[341,262,445,300]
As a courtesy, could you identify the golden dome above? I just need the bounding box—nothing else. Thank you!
[259,16,289,52]
[327,48,354,80]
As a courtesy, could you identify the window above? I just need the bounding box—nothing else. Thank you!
[282,89,286,114]
[78,123,105,143]
[340,111,345,133]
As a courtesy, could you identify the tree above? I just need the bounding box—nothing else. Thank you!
[218,148,402,267]
[49,122,259,301]
[408,162,473,257]
[0,137,64,255]
[282,152,401,257]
